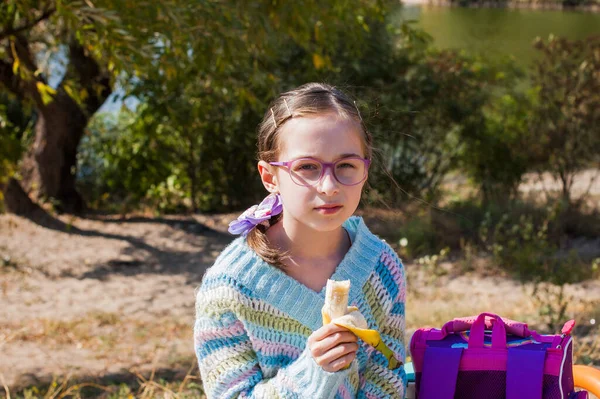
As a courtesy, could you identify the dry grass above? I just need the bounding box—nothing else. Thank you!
[2,363,205,399]
[1,309,200,397]
[1,312,192,366]
[573,301,600,366]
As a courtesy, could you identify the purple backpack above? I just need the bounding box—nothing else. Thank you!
[410,312,587,399]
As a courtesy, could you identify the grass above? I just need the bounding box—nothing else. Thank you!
[573,301,600,366]
[2,363,206,399]
[1,309,200,398]
[2,311,191,354]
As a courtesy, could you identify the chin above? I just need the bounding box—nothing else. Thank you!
[304,213,351,232]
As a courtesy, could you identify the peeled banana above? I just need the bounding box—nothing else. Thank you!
[322,279,401,370]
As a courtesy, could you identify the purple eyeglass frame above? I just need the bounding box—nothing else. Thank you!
[269,157,371,187]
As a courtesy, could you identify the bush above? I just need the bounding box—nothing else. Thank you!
[77,110,189,213]
[529,35,600,206]
[0,94,33,212]
[398,212,440,258]
[396,201,472,258]
[479,203,599,284]
[398,197,600,285]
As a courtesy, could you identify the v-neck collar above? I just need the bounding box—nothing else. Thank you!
[217,216,383,332]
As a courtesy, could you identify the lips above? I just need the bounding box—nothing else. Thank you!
[315,204,343,215]
[316,204,342,209]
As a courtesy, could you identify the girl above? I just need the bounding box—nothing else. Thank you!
[194,83,407,398]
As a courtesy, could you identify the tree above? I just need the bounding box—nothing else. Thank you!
[0,91,32,213]
[78,7,516,212]
[0,0,395,214]
[0,0,179,212]
[530,35,600,206]
[351,29,506,206]
[75,0,398,212]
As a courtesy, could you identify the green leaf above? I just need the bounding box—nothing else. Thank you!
[36,82,57,105]
[12,58,19,75]
[312,53,325,70]
[64,84,76,101]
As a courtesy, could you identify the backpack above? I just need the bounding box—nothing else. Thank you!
[409,312,588,399]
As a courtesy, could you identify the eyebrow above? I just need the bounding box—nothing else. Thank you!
[293,153,364,160]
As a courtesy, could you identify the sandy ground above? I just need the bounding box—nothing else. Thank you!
[1,185,599,393]
[0,212,234,391]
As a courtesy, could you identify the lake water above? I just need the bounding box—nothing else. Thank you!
[399,5,600,65]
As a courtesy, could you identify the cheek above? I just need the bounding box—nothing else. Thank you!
[344,184,365,210]
[349,188,363,206]
[348,182,365,198]
[277,179,312,208]
[281,193,314,218]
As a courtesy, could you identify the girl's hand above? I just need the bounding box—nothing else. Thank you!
[307,323,359,372]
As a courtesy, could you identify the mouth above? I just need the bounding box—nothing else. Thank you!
[315,204,342,209]
[315,204,343,214]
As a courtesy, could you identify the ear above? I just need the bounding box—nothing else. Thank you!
[258,160,279,193]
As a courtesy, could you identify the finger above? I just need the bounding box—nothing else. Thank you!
[308,323,352,349]
[314,342,359,367]
[323,350,358,373]
[310,331,358,357]
[310,323,350,342]
[320,330,358,348]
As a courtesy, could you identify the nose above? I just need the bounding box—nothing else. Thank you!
[317,165,340,196]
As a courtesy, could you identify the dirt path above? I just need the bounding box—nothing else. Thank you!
[0,212,234,390]
[1,210,599,392]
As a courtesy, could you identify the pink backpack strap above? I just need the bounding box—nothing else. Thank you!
[442,314,531,337]
[468,313,507,349]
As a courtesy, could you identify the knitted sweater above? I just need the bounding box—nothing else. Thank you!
[194,216,407,399]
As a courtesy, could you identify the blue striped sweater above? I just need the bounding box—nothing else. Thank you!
[194,216,407,398]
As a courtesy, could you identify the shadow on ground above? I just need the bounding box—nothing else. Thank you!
[15,206,233,284]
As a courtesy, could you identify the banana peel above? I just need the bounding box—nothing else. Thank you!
[322,279,401,370]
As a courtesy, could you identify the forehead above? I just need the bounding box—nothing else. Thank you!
[277,113,365,160]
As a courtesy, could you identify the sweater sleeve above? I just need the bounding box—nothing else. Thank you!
[359,250,407,398]
[195,304,351,399]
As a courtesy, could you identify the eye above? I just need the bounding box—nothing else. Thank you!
[298,164,318,171]
[337,162,357,169]
[293,161,320,172]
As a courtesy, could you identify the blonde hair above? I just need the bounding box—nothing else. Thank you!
[247,83,373,268]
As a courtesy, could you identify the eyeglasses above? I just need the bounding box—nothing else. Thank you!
[269,157,371,187]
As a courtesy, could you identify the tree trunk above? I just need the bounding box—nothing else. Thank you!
[18,90,88,213]
[1,38,111,214]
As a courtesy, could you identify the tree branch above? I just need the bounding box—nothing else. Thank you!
[0,7,56,42]
[0,58,24,99]
[3,35,46,108]
[60,39,112,116]
[0,37,46,107]
[12,34,41,76]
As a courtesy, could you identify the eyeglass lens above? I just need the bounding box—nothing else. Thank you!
[288,158,367,186]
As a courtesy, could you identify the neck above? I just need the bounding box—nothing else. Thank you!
[267,217,350,267]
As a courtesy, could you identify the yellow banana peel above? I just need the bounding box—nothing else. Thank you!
[322,280,401,370]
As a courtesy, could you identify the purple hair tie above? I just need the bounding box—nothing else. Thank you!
[228,193,283,236]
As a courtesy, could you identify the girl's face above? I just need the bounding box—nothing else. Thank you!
[268,113,368,233]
